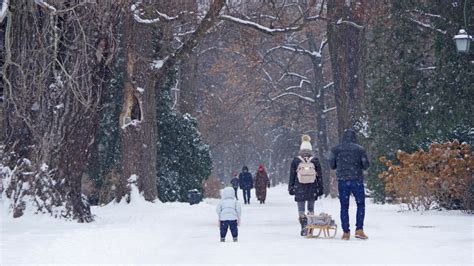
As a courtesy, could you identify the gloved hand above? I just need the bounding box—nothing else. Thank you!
[289,188,295,195]
[237,219,240,227]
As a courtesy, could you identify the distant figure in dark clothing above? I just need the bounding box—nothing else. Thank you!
[255,164,270,204]
[289,135,323,236]
[239,166,253,204]
[230,172,239,200]
[329,129,370,240]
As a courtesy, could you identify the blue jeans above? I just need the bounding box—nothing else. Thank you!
[220,220,238,238]
[242,189,251,203]
[338,179,365,233]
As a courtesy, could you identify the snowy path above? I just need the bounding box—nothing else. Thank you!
[1,185,473,265]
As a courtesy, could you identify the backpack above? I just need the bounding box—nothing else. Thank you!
[297,156,317,184]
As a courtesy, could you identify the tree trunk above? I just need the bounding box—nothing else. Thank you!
[306,31,332,196]
[178,55,199,115]
[176,1,199,116]
[118,4,159,202]
[327,0,365,139]
[2,0,122,222]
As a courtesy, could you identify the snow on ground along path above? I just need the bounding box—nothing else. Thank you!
[1,185,473,265]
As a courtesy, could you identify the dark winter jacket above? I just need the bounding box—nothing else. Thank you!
[328,129,370,181]
[255,171,270,200]
[239,167,254,190]
[288,156,323,202]
[230,177,239,189]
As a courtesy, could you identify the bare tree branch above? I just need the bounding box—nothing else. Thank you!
[336,18,364,30]
[406,16,447,35]
[271,92,315,103]
[34,0,56,13]
[220,14,303,35]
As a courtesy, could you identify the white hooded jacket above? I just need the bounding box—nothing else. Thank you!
[216,187,242,221]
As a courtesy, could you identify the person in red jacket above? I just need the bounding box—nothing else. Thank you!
[255,164,270,204]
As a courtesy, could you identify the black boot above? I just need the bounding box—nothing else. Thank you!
[299,216,308,236]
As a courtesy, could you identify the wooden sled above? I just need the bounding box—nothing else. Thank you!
[305,224,337,239]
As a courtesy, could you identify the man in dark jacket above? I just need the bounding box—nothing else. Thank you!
[289,135,323,236]
[329,129,370,240]
[239,166,253,204]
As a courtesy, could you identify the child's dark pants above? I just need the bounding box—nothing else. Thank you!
[220,220,238,239]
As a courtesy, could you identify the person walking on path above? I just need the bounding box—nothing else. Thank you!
[328,129,370,240]
[255,164,270,204]
[230,172,239,200]
[288,135,323,236]
[239,166,254,204]
[216,187,242,242]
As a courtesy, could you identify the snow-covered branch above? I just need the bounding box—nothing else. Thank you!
[278,72,309,82]
[266,45,321,59]
[336,18,364,30]
[417,66,436,71]
[131,3,160,24]
[305,15,327,21]
[34,0,57,13]
[262,68,273,83]
[407,17,446,35]
[407,9,444,19]
[319,38,328,54]
[220,15,303,35]
[131,3,188,24]
[323,106,337,113]
[271,92,315,103]
[323,82,334,89]
[0,0,8,23]
[156,10,179,21]
[281,45,315,56]
[284,79,311,91]
[176,30,196,37]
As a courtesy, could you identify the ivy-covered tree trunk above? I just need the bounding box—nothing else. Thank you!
[2,1,122,221]
[327,0,365,137]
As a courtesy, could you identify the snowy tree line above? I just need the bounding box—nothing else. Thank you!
[0,0,472,222]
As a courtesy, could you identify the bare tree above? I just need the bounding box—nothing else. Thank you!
[217,1,336,194]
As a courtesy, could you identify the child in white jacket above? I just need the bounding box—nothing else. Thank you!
[216,187,242,242]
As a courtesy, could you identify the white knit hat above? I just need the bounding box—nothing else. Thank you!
[300,134,312,151]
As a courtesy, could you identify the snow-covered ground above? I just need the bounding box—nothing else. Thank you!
[1,185,473,265]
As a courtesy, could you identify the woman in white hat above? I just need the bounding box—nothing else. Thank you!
[288,134,324,236]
